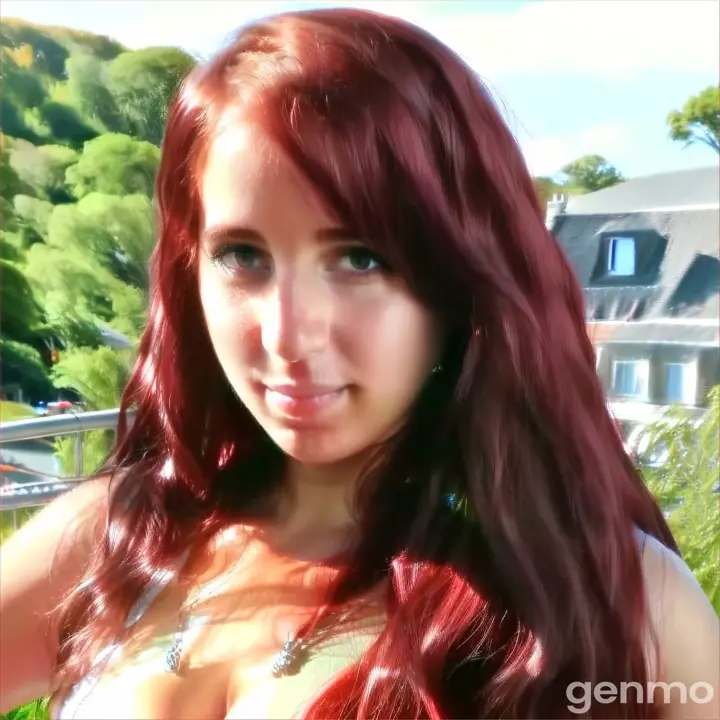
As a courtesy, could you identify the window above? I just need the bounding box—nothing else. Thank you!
[665,362,697,405]
[607,236,635,276]
[611,359,649,400]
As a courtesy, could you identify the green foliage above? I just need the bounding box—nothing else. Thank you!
[11,142,77,203]
[12,195,54,239]
[0,400,36,422]
[0,338,54,401]
[1,50,47,108]
[65,52,126,133]
[106,47,196,145]
[639,386,720,612]
[0,98,39,142]
[0,259,43,342]
[532,176,566,207]
[52,345,132,409]
[667,85,720,153]
[64,133,160,198]
[558,154,624,194]
[0,696,48,720]
[37,100,98,148]
[53,346,133,475]
[1,139,27,201]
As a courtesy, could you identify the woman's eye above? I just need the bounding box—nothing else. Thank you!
[211,244,267,273]
[338,247,386,273]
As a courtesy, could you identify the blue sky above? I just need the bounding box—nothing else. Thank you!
[5,0,719,179]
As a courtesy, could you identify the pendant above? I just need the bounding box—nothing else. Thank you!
[165,633,183,674]
[271,637,307,678]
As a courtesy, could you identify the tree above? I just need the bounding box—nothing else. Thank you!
[37,100,98,148]
[667,85,720,154]
[66,52,127,134]
[1,50,47,108]
[0,259,44,344]
[13,195,54,241]
[52,346,133,475]
[0,338,54,402]
[532,176,563,207]
[106,47,196,145]
[637,386,720,612]
[64,133,160,199]
[558,154,624,194]
[8,140,78,207]
[1,136,27,201]
[46,192,154,291]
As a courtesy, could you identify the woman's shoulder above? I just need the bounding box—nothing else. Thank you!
[0,476,111,712]
[634,528,719,719]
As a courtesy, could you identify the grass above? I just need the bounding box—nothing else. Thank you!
[0,698,49,720]
[0,508,38,544]
[0,401,36,422]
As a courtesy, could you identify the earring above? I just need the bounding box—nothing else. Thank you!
[431,364,442,375]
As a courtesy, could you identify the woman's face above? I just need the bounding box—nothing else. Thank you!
[198,124,442,465]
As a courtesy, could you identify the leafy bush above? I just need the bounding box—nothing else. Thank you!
[637,386,720,612]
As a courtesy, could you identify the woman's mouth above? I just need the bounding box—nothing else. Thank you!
[262,383,348,420]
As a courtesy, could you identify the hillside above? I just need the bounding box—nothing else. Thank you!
[0,17,195,412]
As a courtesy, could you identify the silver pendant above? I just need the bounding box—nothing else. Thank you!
[165,633,183,674]
[271,637,306,678]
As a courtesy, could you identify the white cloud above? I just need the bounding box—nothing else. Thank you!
[516,122,632,177]
[4,1,718,78]
[406,0,720,79]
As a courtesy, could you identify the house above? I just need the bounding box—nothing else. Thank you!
[547,165,719,437]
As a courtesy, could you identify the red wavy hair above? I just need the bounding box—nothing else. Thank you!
[52,8,676,718]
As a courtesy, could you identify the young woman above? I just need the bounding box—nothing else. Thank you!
[1,7,717,720]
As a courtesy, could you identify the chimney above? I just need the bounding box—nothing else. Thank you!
[545,193,567,230]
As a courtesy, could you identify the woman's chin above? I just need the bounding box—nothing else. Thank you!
[268,425,362,467]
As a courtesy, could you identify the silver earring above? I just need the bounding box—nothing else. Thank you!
[431,364,442,375]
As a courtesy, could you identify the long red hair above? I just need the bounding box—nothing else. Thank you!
[52,8,676,718]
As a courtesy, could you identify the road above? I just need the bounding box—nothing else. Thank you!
[0,440,62,485]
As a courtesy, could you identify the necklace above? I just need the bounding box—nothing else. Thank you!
[164,620,310,677]
[163,569,312,678]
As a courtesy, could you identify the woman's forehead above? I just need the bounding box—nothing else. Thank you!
[199,122,335,235]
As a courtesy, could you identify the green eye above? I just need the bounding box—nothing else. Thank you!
[339,248,386,273]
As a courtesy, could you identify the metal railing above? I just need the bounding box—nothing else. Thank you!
[0,409,126,525]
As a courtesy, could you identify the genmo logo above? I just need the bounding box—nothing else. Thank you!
[566,681,715,714]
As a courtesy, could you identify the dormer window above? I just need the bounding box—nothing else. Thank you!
[607,236,636,276]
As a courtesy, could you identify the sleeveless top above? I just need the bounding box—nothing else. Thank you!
[58,559,376,719]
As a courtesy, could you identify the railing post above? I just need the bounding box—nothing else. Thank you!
[74,432,83,478]
[0,409,133,512]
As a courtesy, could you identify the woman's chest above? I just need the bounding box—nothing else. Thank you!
[59,613,378,720]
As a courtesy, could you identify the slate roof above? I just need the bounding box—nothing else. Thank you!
[551,167,719,345]
[564,166,719,215]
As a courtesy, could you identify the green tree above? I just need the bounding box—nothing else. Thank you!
[13,195,54,242]
[52,346,133,475]
[532,176,563,207]
[7,141,77,207]
[1,137,26,201]
[0,338,54,403]
[558,154,624,194]
[37,101,98,148]
[23,192,154,346]
[106,47,196,145]
[0,50,47,108]
[46,192,154,290]
[0,260,44,344]
[66,52,126,134]
[638,386,720,612]
[64,133,160,198]
[667,85,720,153]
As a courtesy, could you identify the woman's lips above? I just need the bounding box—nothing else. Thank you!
[263,384,348,420]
